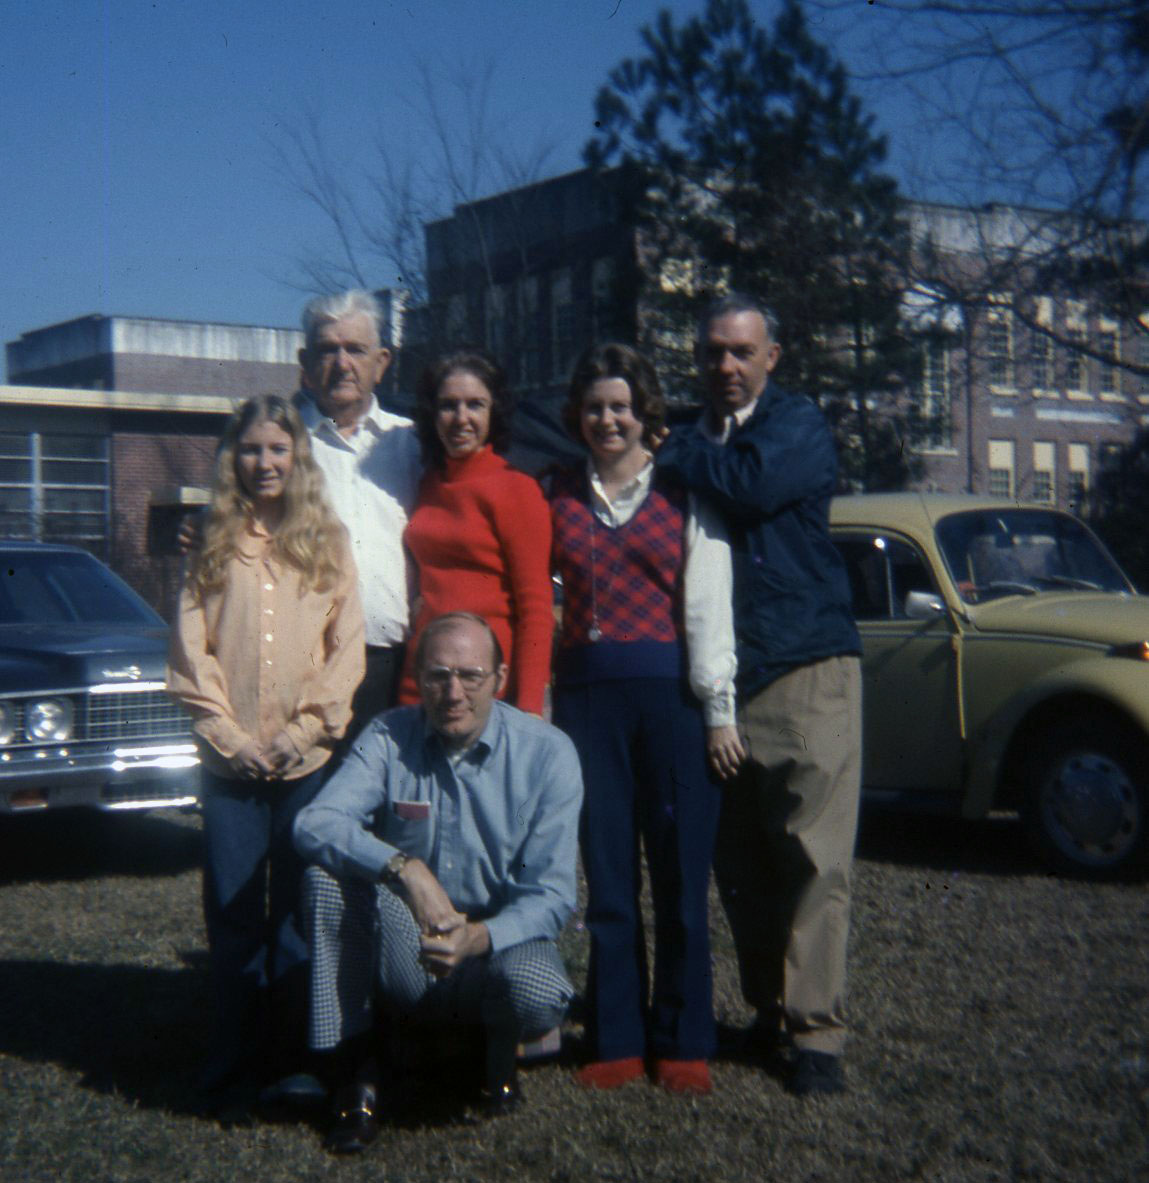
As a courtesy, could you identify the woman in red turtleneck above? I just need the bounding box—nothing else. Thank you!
[396,349,553,714]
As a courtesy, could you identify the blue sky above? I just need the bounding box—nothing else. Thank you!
[2,0,920,375]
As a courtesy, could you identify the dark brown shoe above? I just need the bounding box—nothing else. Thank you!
[324,1084,380,1154]
[478,1075,523,1118]
[787,1050,845,1097]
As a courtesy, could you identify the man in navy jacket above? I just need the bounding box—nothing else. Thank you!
[656,293,862,1096]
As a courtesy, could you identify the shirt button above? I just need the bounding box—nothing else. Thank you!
[265,633,274,642]
[265,659,273,666]
[264,608,274,616]
[264,583,274,591]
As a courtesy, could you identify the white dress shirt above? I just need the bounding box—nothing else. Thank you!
[296,394,422,647]
[585,458,737,727]
[698,395,760,445]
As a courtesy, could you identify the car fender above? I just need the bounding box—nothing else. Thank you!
[964,654,1149,818]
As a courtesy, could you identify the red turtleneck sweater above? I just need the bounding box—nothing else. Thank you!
[398,446,553,713]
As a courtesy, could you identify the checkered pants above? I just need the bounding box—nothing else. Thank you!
[303,865,574,1051]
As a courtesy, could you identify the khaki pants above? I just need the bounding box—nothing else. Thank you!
[716,655,862,1056]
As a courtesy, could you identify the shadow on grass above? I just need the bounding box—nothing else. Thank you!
[0,954,584,1129]
[856,805,1045,877]
[0,955,214,1113]
[0,808,201,885]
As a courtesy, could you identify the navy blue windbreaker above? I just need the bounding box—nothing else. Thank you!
[656,384,860,698]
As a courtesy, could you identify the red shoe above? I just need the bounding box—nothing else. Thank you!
[652,1059,712,1095]
[574,1057,645,1090]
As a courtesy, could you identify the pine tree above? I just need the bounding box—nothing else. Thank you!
[586,0,921,489]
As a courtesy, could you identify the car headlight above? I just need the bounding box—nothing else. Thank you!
[0,701,13,744]
[25,698,74,742]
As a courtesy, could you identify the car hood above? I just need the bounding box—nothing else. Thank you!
[968,593,1149,646]
[0,624,170,692]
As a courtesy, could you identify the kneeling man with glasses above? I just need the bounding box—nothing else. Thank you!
[294,612,583,1153]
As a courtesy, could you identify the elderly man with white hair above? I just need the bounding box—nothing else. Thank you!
[294,289,422,727]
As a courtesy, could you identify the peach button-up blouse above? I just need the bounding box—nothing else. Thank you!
[167,521,365,780]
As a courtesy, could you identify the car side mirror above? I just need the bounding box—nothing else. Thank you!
[904,590,947,621]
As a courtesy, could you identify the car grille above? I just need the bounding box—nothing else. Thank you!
[0,688,193,749]
[84,688,192,743]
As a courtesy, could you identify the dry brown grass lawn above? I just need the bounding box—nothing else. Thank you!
[1,806,1147,1182]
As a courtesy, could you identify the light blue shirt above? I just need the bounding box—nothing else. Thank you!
[294,701,584,954]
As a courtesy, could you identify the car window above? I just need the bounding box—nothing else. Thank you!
[834,533,937,621]
[935,509,1132,603]
[0,552,160,626]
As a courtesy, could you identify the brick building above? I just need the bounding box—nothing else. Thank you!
[905,202,1148,511]
[2,315,306,617]
[422,169,1147,511]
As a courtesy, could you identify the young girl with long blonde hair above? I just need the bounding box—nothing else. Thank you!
[168,394,364,1111]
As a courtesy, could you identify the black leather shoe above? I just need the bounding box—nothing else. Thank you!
[258,1072,328,1111]
[746,1018,794,1078]
[478,1075,523,1118]
[324,1084,380,1154]
[788,1050,846,1097]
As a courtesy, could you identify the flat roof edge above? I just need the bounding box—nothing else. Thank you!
[0,384,237,414]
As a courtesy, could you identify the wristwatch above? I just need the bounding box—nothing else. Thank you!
[381,852,410,884]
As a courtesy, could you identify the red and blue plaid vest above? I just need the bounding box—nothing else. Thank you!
[550,466,686,649]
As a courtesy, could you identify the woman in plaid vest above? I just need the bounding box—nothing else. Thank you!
[550,343,741,1096]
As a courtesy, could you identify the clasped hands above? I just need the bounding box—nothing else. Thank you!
[228,731,302,779]
[395,857,491,978]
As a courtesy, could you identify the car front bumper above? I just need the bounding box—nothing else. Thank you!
[0,739,200,813]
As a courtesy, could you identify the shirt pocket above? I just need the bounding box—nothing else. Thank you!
[375,803,434,861]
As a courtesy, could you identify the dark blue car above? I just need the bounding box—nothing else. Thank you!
[0,542,199,814]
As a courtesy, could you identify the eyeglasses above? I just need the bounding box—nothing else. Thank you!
[420,665,495,691]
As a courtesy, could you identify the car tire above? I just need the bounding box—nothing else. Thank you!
[1022,719,1148,879]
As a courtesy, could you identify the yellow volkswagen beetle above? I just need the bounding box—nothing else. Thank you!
[830,494,1148,878]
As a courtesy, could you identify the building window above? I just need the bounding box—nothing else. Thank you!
[1097,329,1119,395]
[485,284,510,364]
[1067,470,1088,513]
[0,432,109,556]
[919,338,952,447]
[446,294,467,344]
[987,439,1015,498]
[1032,441,1055,504]
[1064,331,1087,392]
[986,298,1014,389]
[517,276,541,386]
[551,269,576,382]
[988,469,1012,497]
[1031,328,1055,393]
[591,257,616,340]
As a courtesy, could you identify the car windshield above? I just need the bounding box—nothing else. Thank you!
[935,509,1132,604]
[0,551,161,626]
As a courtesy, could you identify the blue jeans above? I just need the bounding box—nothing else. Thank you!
[201,765,326,1079]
